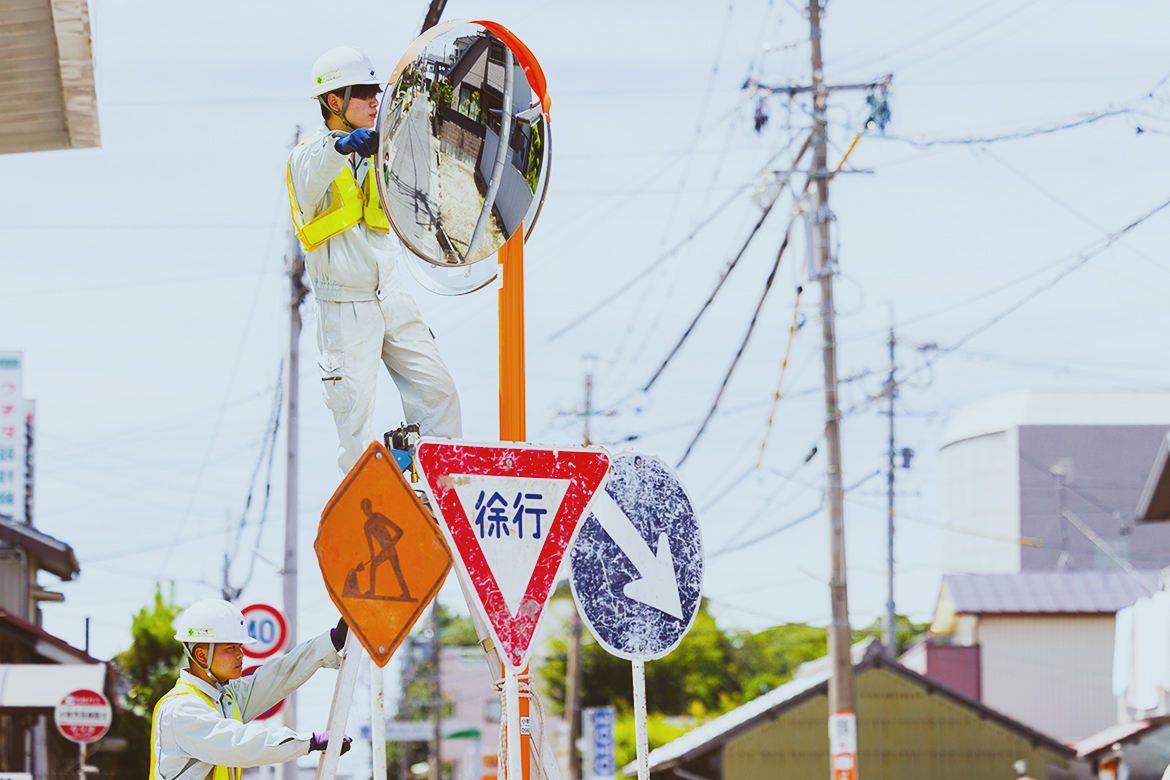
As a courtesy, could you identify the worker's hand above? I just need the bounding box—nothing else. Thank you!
[330,618,348,652]
[309,731,352,755]
[334,128,378,158]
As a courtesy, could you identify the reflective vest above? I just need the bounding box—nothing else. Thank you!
[286,160,390,252]
[149,680,242,780]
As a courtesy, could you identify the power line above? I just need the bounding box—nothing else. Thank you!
[642,135,812,391]
[677,214,798,466]
[897,192,1170,385]
[549,131,805,342]
[224,360,284,600]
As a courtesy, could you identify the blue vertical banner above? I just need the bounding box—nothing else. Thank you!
[583,706,616,780]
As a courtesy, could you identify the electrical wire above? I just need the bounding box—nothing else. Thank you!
[872,107,1140,149]
[657,0,739,253]
[549,131,804,343]
[677,214,799,466]
[892,192,1170,388]
[757,286,804,466]
[979,146,1170,276]
[224,360,284,600]
[155,199,288,576]
[643,134,813,391]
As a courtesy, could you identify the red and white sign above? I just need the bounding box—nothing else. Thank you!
[241,603,288,659]
[415,439,610,669]
[54,689,111,744]
[242,665,285,720]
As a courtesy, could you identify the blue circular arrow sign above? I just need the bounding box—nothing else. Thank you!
[569,452,703,660]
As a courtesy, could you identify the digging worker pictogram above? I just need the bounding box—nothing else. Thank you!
[343,497,415,601]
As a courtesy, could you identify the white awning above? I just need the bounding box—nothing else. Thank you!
[0,664,105,708]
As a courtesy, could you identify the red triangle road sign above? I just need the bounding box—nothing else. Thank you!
[415,439,610,669]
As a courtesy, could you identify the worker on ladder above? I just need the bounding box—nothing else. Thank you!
[287,46,462,474]
[150,599,352,778]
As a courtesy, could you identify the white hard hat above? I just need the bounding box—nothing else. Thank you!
[310,46,380,99]
[173,599,258,645]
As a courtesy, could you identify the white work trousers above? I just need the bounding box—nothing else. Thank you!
[316,289,461,473]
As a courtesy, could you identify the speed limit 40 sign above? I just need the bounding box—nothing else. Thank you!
[241,603,288,659]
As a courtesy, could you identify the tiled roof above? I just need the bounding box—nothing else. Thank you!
[944,571,1158,615]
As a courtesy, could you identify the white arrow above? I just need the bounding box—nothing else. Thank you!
[590,490,684,620]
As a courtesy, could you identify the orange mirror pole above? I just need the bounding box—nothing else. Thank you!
[498,225,526,443]
[497,225,533,780]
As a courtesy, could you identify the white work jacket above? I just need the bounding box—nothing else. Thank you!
[151,632,341,779]
[288,123,403,303]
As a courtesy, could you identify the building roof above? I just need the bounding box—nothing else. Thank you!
[0,608,100,664]
[941,571,1158,615]
[1137,434,1170,522]
[632,642,1075,775]
[1075,718,1166,759]
[941,391,1170,448]
[0,0,100,154]
[0,515,80,581]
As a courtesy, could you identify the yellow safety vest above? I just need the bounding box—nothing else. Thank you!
[286,160,390,252]
[149,680,242,780]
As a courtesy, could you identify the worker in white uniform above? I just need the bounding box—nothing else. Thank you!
[150,599,352,779]
[287,46,462,474]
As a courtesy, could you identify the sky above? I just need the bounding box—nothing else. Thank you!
[3,0,1170,743]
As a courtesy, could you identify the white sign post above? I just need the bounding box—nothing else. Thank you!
[54,689,111,780]
[315,631,363,780]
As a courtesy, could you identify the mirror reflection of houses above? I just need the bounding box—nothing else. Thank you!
[434,31,542,256]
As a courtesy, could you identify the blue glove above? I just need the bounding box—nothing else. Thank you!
[335,128,378,158]
[310,731,352,755]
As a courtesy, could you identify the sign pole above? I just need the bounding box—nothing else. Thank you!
[504,666,524,780]
[316,631,363,780]
[498,227,531,780]
[631,661,649,780]
[371,659,386,780]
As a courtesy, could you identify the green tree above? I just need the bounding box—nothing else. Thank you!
[94,586,184,777]
[853,614,930,657]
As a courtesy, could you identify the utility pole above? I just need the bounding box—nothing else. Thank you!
[429,602,441,780]
[809,1,857,777]
[283,126,307,780]
[564,373,592,780]
[884,317,897,653]
[751,18,887,772]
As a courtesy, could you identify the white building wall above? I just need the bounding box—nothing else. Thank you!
[978,614,1116,742]
[941,429,1021,574]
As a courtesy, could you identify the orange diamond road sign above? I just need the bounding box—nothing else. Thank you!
[315,441,452,667]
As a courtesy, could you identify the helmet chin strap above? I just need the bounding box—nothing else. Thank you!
[184,643,225,689]
[320,86,355,132]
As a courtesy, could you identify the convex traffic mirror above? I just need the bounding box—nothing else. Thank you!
[377,21,551,295]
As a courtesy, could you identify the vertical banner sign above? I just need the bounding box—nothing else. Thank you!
[0,353,25,523]
[829,711,858,780]
[581,707,615,780]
